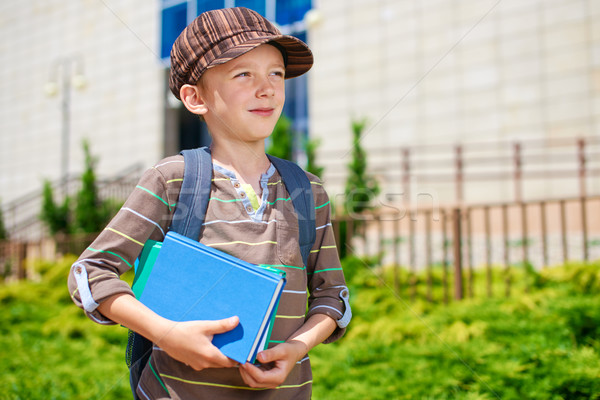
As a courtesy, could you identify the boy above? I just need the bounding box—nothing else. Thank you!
[68,7,350,399]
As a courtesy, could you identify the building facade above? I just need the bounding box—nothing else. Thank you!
[308,0,600,203]
[1,0,599,223]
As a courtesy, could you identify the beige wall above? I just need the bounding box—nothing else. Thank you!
[2,0,600,208]
[308,0,600,203]
[0,0,164,204]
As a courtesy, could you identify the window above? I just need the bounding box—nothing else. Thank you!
[234,0,265,16]
[275,0,310,26]
[160,2,188,59]
[161,0,311,62]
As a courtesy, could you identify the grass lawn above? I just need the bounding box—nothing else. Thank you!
[1,256,599,399]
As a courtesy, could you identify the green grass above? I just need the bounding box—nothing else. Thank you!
[1,256,599,399]
[0,256,133,399]
[311,259,600,399]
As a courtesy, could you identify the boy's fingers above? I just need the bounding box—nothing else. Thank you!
[202,316,239,334]
[257,347,280,364]
[240,363,276,388]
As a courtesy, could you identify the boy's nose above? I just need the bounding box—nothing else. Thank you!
[256,77,276,97]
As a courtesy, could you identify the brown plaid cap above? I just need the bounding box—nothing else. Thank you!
[169,7,314,99]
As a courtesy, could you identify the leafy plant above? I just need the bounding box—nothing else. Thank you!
[2,258,600,399]
[344,118,380,216]
[0,203,7,240]
[310,260,600,400]
[39,141,115,237]
[304,137,324,178]
[73,140,111,234]
[267,114,294,161]
[40,181,71,236]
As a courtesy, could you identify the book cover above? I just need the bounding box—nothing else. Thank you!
[137,231,286,364]
[132,239,162,298]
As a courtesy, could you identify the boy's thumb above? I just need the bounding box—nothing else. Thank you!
[206,316,239,334]
[257,346,281,364]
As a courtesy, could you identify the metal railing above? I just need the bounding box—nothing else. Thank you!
[320,136,600,204]
[332,194,600,303]
[2,162,144,240]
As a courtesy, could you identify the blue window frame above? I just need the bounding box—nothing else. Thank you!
[161,0,311,61]
[234,0,265,16]
[275,0,310,26]
[197,0,225,13]
[160,2,188,59]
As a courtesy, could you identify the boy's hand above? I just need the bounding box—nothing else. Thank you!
[238,340,307,388]
[156,316,240,370]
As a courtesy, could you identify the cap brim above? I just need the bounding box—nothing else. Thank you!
[207,34,313,79]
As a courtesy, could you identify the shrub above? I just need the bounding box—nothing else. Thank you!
[344,118,380,216]
[73,140,111,234]
[267,115,294,161]
[304,137,324,178]
[0,202,7,240]
[40,140,116,237]
[40,180,71,236]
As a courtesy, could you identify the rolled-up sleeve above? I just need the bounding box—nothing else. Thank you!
[67,156,184,324]
[305,175,351,343]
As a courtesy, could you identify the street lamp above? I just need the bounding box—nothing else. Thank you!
[44,55,86,194]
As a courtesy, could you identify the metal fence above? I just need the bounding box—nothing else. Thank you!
[321,136,600,205]
[1,194,598,302]
[332,194,600,303]
[2,162,143,240]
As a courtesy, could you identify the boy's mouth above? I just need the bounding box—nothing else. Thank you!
[249,108,275,117]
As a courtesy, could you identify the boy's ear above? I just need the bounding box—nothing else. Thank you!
[180,84,208,115]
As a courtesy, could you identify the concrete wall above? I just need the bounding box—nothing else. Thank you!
[307,0,600,202]
[0,0,164,204]
[2,0,599,209]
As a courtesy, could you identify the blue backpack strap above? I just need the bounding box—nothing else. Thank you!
[171,147,213,239]
[128,147,213,400]
[267,155,316,267]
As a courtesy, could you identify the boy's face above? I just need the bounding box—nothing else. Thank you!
[197,44,286,144]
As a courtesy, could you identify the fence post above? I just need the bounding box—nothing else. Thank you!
[484,206,492,297]
[409,208,417,301]
[402,148,411,204]
[560,200,568,263]
[425,209,433,302]
[393,211,401,293]
[514,142,522,203]
[502,204,511,297]
[540,201,549,267]
[466,207,473,298]
[442,209,449,304]
[455,146,463,204]
[578,139,589,261]
[452,207,464,300]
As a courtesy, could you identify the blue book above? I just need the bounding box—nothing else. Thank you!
[136,231,286,364]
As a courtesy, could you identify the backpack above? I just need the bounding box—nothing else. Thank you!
[126,147,316,398]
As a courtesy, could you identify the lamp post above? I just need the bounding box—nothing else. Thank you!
[44,56,86,194]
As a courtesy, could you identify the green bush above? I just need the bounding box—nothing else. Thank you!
[304,136,324,178]
[0,257,132,399]
[267,115,294,161]
[2,257,599,399]
[310,260,600,399]
[0,202,8,240]
[40,180,71,236]
[39,140,118,237]
[344,118,380,216]
[73,140,112,234]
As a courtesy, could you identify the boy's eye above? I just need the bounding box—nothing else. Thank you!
[236,72,250,78]
[270,70,285,78]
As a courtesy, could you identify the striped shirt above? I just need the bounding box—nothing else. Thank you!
[67,155,349,399]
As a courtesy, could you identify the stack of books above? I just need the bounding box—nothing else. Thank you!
[132,231,286,364]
